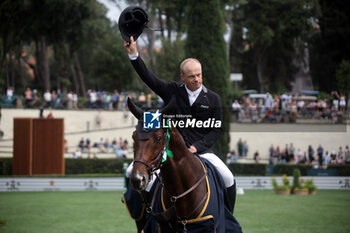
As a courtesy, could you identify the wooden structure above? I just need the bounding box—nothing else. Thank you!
[12,118,65,175]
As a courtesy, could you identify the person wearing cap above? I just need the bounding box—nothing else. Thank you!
[123,35,236,213]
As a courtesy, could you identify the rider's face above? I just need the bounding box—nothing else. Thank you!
[181,61,202,92]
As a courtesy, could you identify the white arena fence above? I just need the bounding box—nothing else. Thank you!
[1,176,349,192]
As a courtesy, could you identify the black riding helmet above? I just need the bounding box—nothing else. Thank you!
[118,6,148,42]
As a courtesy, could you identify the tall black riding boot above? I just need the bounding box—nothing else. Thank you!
[226,182,237,214]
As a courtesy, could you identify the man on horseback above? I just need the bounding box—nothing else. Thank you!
[123,36,236,213]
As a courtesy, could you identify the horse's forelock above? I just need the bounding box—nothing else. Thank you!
[135,120,158,140]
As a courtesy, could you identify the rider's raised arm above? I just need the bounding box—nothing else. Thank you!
[124,36,169,100]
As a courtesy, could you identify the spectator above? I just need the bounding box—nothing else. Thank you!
[264,92,273,111]
[90,90,97,108]
[339,93,346,112]
[308,145,315,164]
[227,150,237,163]
[289,143,295,161]
[51,90,57,108]
[118,92,126,110]
[337,156,344,164]
[43,89,51,108]
[147,92,152,108]
[6,86,14,99]
[344,145,350,163]
[104,139,111,152]
[73,91,78,109]
[138,92,146,108]
[56,89,62,109]
[232,100,241,122]
[98,138,105,152]
[254,150,259,163]
[296,149,304,164]
[104,92,112,110]
[269,144,274,164]
[243,141,249,157]
[273,145,280,164]
[330,151,337,163]
[324,151,331,166]
[331,91,340,111]
[46,111,54,119]
[237,138,243,157]
[78,138,85,151]
[317,144,324,166]
[24,88,32,107]
[338,146,344,159]
[112,90,119,109]
[72,149,82,159]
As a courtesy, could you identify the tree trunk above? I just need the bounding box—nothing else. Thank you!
[256,53,265,93]
[74,52,86,98]
[165,9,172,40]
[40,36,50,90]
[35,36,50,90]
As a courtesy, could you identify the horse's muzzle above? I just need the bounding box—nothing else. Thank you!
[131,170,149,191]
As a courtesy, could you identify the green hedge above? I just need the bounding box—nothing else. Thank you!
[1,157,350,176]
[65,158,133,174]
[228,163,267,175]
[0,158,12,175]
[0,158,133,176]
[274,164,313,176]
[328,164,350,176]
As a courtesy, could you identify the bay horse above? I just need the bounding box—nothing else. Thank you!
[124,97,242,233]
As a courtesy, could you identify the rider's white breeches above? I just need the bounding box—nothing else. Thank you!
[199,153,235,187]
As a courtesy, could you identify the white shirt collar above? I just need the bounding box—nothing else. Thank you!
[185,85,202,97]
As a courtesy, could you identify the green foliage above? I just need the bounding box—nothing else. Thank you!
[336,60,350,96]
[89,27,136,91]
[0,158,133,176]
[186,0,230,158]
[274,163,313,176]
[0,216,6,225]
[292,168,302,190]
[65,158,133,174]
[0,158,12,175]
[328,164,350,176]
[309,0,350,93]
[228,163,267,175]
[304,179,317,192]
[235,0,319,92]
[271,174,291,190]
[154,38,185,82]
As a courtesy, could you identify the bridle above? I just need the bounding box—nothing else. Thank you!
[133,130,168,178]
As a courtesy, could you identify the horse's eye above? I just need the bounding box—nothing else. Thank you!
[154,135,162,143]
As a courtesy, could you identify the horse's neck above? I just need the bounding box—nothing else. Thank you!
[160,127,205,196]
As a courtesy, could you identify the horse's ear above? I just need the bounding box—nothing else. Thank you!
[160,96,176,115]
[127,97,143,119]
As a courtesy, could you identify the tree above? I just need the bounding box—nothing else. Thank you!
[309,0,350,93]
[236,0,318,92]
[336,60,350,97]
[186,0,231,159]
[154,37,185,82]
[89,26,136,91]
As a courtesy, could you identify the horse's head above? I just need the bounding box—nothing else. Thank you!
[127,96,176,191]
